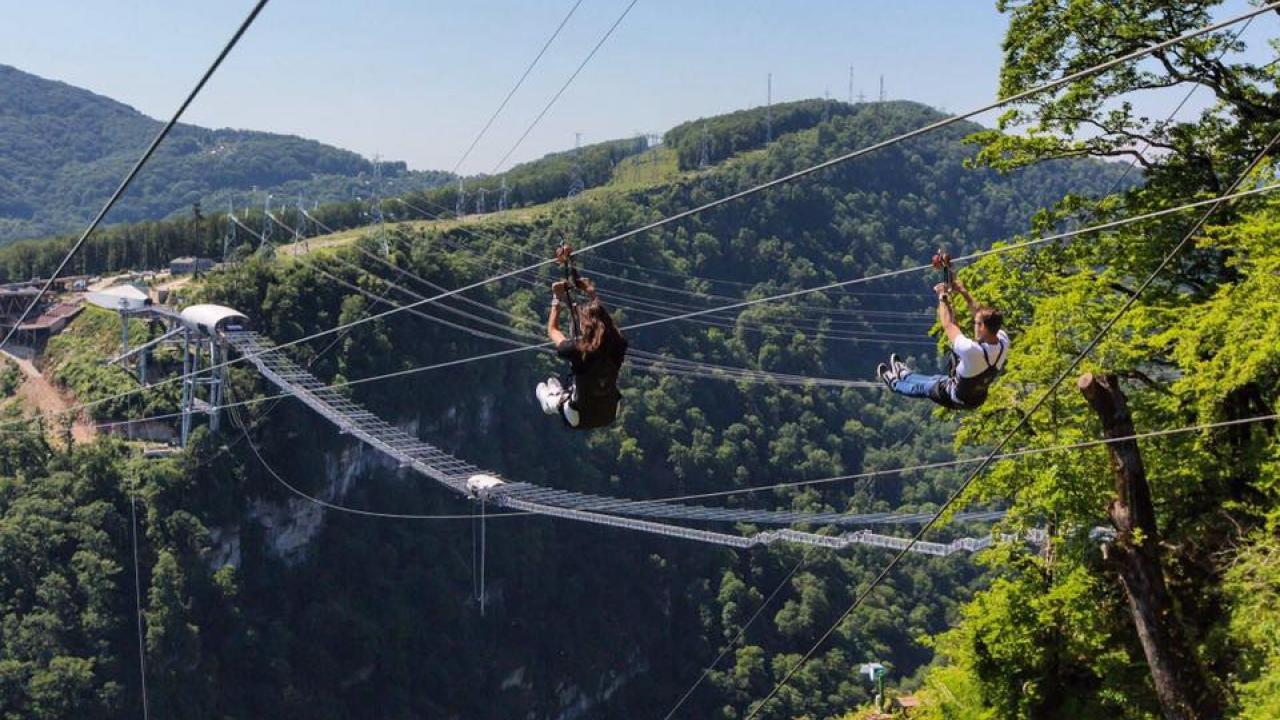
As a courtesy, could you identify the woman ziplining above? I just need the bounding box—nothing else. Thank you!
[535,243,629,429]
[878,250,1009,410]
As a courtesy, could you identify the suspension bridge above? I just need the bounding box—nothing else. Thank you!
[214,321,1007,556]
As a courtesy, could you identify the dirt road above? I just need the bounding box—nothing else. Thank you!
[2,349,95,444]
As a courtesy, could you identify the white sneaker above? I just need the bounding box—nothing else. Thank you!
[890,353,910,377]
[535,380,561,415]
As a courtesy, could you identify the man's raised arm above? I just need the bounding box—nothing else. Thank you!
[935,283,962,342]
[953,278,981,317]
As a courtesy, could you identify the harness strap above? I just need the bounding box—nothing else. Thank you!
[561,253,582,341]
[978,338,1004,371]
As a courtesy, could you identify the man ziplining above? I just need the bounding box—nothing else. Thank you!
[878,254,1009,410]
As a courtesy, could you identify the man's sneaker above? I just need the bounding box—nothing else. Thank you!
[877,363,895,391]
[890,353,909,376]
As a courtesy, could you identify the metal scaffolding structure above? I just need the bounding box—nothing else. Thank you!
[106,304,228,446]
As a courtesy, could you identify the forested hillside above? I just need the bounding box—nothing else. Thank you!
[0,94,1136,720]
[0,64,451,244]
[5,2,1279,715]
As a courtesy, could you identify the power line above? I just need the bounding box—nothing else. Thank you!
[391,195,924,299]
[264,212,895,384]
[218,4,1279,372]
[491,0,641,173]
[6,179,1279,438]
[0,0,271,355]
[1,8,1271,439]
[742,125,1280,720]
[451,0,585,175]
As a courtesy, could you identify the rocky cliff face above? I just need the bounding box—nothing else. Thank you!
[209,430,408,568]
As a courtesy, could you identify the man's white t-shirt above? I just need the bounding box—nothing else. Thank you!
[951,330,1010,378]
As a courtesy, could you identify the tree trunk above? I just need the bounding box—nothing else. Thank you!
[1077,373,1221,720]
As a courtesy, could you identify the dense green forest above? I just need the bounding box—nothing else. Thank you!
[3,2,1279,718]
[0,64,452,245]
[0,94,1128,719]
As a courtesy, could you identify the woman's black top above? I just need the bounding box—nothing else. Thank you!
[555,336,628,428]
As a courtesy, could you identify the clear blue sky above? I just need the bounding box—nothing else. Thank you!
[2,1,1274,174]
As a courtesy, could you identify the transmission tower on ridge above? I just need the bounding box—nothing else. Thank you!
[455,178,466,218]
[879,75,886,102]
[848,65,854,104]
[261,192,272,245]
[476,187,487,214]
[498,176,510,212]
[568,132,586,197]
[371,156,389,256]
[293,195,305,243]
[297,197,310,253]
[698,122,711,168]
[766,72,773,142]
[223,199,235,262]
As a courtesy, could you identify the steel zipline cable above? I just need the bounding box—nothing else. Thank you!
[253,212,889,387]
[3,7,1274,441]
[387,196,925,301]
[739,124,1280,720]
[243,180,1280,391]
[0,0,271,355]
[143,2,1277,384]
[263,212,927,358]
[5,178,1280,438]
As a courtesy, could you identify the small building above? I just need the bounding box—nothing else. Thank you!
[18,302,82,338]
[170,257,215,275]
[87,284,151,312]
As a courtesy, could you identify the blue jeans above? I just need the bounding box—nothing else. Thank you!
[893,372,946,399]
[893,373,968,410]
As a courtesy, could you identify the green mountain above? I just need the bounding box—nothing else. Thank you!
[0,64,452,244]
[1,100,1148,719]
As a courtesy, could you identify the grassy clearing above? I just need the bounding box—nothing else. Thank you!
[607,146,679,190]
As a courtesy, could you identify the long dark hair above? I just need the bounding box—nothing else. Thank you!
[576,299,624,359]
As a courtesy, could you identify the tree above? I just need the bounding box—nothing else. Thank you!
[1079,373,1219,719]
